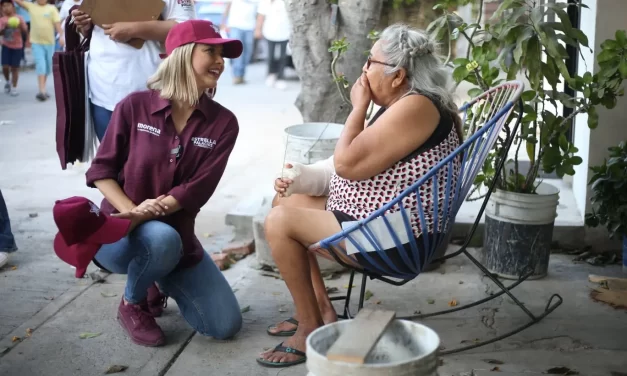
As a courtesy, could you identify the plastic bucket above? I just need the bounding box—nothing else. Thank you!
[484,182,560,279]
[284,123,343,165]
[306,320,440,376]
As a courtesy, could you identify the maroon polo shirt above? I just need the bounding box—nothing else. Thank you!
[85,90,239,269]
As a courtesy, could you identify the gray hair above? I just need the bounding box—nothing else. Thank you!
[379,24,457,117]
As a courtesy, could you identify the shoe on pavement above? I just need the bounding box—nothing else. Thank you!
[0,252,9,269]
[274,80,287,90]
[265,74,277,87]
[146,283,167,317]
[36,93,47,101]
[9,88,19,97]
[117,299,165,347]
[3,82,9,93]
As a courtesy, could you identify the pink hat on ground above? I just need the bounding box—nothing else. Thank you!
[52,197,131,278]
[160,20,243,59]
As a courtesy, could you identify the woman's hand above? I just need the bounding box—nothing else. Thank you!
[71,9,92,34]
[111,211,149,233]
[350,73,372,110]
[132,195,168,217]
[102,22,136,43]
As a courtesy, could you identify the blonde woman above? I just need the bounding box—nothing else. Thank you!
[84,20,243,347]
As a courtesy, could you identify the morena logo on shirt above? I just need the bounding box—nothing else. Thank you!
[137,123,161,137]
[191,137,216,149]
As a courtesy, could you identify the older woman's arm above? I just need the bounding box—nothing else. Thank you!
[334,94,440,181]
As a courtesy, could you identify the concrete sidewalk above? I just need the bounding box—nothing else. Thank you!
[1,65,626,376]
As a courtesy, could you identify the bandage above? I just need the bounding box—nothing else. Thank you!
[278,156,335,197]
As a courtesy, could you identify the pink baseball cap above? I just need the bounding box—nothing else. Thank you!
[53,197,131,278]
[160,20,243,59]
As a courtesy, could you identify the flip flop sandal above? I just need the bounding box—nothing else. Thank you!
[256,342,307,368]
[266,317,298,337]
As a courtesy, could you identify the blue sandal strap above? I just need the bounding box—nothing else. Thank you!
[273,343,306,358]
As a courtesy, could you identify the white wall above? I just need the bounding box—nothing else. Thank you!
[573,0,627,249]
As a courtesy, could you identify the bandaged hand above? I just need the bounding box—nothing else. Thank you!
[275,156,335,198]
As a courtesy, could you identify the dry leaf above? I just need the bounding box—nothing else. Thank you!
[240,305,251,313]
[11,336,20,342]
[427,298,435,304]
[100,292,117,298]
[79,332,102,339]
[483,359,504,365]
[105,365,129,374]
[375,300,381,305]
[272,292,282,296]
[26,328,33,337]
[11,266,17,271]
[490,366,500,372]
[364,290,373,301]
[448,299,458,307]
[325,287,339,294]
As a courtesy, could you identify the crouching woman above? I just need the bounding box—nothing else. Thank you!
[84,20,244,347]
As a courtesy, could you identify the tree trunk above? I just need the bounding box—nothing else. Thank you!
[286,0,384,123]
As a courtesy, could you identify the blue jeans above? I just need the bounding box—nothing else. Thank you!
[90,101,112,141]
[0,189,18,253]
[228,28,254,79]
[94,221,242,339]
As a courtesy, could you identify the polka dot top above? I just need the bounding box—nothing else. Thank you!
[326,94,462,238]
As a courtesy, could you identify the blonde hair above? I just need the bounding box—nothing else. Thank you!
[147,43,200,105]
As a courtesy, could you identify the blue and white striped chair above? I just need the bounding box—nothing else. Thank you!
[309,80,563,354]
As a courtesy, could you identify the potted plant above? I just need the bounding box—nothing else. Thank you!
[585,141,627,273]
[427,0,627,279]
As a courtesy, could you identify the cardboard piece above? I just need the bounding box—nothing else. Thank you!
[326,309,396,364]
[78,0,164,49]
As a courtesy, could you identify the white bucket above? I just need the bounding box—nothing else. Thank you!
[284,123,344,165]
[485,182,560,225]
[306,320,440,376]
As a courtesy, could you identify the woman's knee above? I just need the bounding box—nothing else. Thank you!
[133,221,183,265]
[264,206,291,240]
[195,304,243,340]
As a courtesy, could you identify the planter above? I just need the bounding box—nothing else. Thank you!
[483,182,559,280]
[284,123,343,165]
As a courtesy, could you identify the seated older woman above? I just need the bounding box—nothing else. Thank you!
[257,23,464,368]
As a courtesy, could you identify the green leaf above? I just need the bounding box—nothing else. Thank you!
[492,0,521,20]
[570,156,584,165]
[597,49,615,63]
[453,66,470,83]
[616,30,627,47]
[601,39,619,50]
[468,88,483,98]
[619,61,627,79]
[559,134,569,152]
[522,90,537,101]
[530,6,545,26]
[588,106,599,129]
[453,57,470,66]
[526,142,536,163]
[79,332,102,339]
[571,28,589,47]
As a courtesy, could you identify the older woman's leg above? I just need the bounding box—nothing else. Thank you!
[259,204,341,364]
[158,251,243,340]
[94,221,183,347]
[267,194,337,336]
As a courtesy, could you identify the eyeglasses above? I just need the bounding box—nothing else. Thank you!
[366,56,395,69]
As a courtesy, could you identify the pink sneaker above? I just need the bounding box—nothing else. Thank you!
[117,299,165,347]
[146,283,167,317]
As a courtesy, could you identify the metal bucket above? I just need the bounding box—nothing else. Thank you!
[306,320,440,376]
[284,123,344,165]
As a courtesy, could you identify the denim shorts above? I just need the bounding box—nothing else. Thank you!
[1,45,23,68]
[31,43,55,76]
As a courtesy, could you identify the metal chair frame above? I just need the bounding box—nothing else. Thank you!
[312,81,563,355]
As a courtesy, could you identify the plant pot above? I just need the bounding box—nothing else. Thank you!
[483,182,559,280]
[284,123,343,165]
